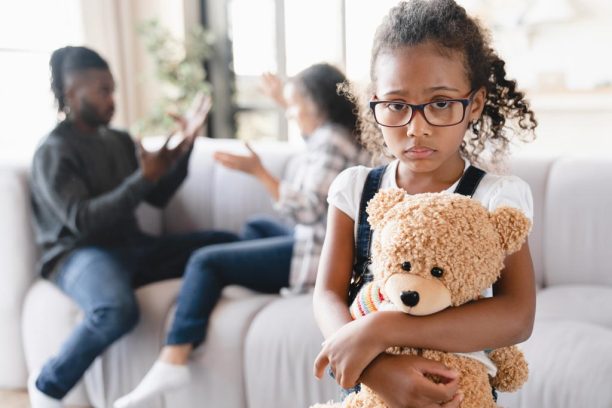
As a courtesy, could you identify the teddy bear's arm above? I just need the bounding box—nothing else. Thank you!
[422,350,497,408]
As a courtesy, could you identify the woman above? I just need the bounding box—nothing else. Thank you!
[114,63,370,407]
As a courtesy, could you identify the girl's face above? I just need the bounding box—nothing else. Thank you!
[372,42,485,174]
[283,82,324,137]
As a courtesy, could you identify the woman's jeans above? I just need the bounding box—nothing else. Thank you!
[166,216,294,346]
[36,230,238,400]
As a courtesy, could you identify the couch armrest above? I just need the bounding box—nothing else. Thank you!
[0,165,38,388]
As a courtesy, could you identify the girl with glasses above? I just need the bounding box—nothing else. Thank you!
[313,1,537,407]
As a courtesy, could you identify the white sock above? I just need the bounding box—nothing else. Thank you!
[113,361,191,408]
[28,370,62,408]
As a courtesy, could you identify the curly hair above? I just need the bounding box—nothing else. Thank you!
[357,0,537,166]
[292,63,360,139]
[50,46,109,113]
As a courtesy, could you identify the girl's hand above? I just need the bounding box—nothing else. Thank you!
[213,143,265,177]
[363,353,462,408]
[313,315,384,388]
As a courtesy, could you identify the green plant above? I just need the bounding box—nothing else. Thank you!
[134,19,214,136]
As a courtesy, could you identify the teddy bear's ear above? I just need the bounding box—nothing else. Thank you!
[490,206,532,255]
[366,187,406,229]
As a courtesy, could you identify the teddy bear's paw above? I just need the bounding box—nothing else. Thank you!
[489,346,529,392]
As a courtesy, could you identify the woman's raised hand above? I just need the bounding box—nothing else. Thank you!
[260,72,287,109]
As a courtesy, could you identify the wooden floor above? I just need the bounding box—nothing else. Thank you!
[0,390,29,408]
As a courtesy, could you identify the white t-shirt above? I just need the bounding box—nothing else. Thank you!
[327,159,532,374]
[328,159,534,239]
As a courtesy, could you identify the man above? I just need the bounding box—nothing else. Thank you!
[28,46,236,408]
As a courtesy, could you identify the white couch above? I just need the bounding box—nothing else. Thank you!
[2,138,612,407]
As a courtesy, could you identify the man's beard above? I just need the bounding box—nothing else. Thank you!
[80,99,114,128]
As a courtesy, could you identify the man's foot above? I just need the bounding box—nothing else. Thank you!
[113,361,190,408]
[28,369,62,408]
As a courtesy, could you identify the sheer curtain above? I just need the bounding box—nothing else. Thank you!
[79,0,140,129]
[78,0,194,132]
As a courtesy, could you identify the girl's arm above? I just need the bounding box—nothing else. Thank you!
[312,206,354,337]
[372,241,536,351]
[315,240,535,386]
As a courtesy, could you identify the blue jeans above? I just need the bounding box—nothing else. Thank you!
[166,216,294,346]
[36,231,238,399]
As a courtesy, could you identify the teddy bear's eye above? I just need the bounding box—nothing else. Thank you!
[431,267,444,278]
[401,261,411,271]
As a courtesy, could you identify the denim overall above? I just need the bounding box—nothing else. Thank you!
[339,164,488,399]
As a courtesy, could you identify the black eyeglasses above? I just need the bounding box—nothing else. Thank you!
[369,91,475,128]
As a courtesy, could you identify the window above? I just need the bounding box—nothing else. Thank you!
[221,0,345,144]
[209,0,612,156]
[0,0,83,163]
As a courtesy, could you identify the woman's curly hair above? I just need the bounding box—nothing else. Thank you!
[356,0,537,166]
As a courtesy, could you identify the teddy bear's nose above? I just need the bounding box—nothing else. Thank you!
[400,291,419,307]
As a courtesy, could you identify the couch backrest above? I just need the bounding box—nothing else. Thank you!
[512,156,612,288]
[541,157,612,287]
[162,138,301,234]
[510,156,556,288]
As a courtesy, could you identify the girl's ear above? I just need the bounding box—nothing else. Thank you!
[366,187,406,230]
[468,86,487,123]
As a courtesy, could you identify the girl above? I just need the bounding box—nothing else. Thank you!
[114,63,370,407]
[312,1,537,407]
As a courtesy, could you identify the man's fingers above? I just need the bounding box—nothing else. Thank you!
[135,137,147,156]
[161,132,176,150]
[169,135,192,158]
[201,95,212,116]
[168,112,187,130]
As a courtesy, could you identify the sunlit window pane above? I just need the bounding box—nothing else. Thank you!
[235,110,283,142]
[0,0,82,51]
[284,0,343,76]
[345,0,399,82]
[0,0,82,163]
[229,0,277,76]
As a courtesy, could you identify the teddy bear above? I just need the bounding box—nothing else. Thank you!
[313,188,531,408]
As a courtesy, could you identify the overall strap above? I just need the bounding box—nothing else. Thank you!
[453,165,486,196]
[349,165,387,303]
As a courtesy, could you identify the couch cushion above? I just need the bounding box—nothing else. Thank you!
[244,294,339,408]
[0,166,37,388]
[164,287,277,408]
[543,157,612,287]
[535,285,612,329]
[163,139,300,234]
[22,280,91,407]
[498,321,612,408]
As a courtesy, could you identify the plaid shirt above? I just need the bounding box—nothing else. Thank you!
[274,124,370,293]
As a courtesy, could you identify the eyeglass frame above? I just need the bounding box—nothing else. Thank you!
[369,90,477,128]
